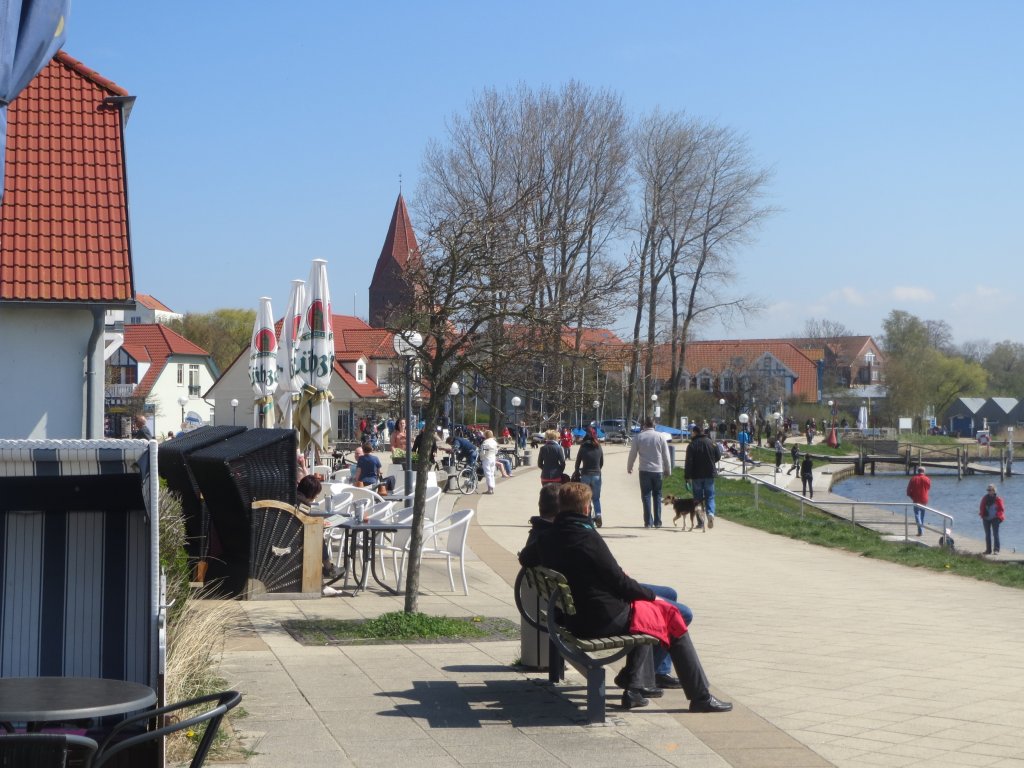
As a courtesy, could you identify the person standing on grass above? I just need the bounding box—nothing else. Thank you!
[774,436,784,473]
[800,453,814,498]
[905,466,931,536]
[979,484,1005,555]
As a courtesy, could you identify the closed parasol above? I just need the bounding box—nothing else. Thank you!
[296,259,334,458]
[248,297,278,427]
[274,279,305,429]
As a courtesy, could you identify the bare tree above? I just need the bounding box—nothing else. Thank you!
[627,115,773,424]
[799,318,853,339]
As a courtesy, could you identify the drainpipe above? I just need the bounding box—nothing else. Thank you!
[85,307,105,437]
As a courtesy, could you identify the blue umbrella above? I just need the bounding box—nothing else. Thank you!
[0,0,69,198]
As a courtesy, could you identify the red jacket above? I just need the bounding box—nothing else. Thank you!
[979,494,1006,522]
[630,598,687,647]
[906,473,931,505]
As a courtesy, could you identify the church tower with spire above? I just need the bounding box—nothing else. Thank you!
[368,193,420,329]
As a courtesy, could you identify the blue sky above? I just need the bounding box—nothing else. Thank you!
[67,1,1022,346]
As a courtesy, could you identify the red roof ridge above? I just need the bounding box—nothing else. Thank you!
[54,50,130,97]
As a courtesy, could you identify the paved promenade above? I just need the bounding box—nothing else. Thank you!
[213,444,1024,767]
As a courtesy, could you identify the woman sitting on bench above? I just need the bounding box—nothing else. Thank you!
[520,482,732,713]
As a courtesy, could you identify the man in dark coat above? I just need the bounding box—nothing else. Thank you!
[520,483,731,714]
[684,425,722,528]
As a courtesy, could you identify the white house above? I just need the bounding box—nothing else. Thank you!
[106,324,219,438]
[0,53,136,438]
[206,315,400,439]
[106,293,183,327]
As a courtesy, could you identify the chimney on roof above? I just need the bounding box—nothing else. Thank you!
[368,193,420,329]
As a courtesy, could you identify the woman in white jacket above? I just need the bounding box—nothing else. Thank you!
[480,429,499,494]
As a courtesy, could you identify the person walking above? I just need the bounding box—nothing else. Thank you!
[979,484,1005,555]
[537,429,566,485]
[574,428,605,527]
[627,418,673,528]
[785,443,800,475]
[683,424,722,529]
[800,453,814,498]
[905,466,931,536]
[560,427,574,460]
[774,436,784,473]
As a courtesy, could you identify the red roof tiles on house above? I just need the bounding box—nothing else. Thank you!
[121,324,213,398]
[0,51,133,303]
[135,293,175,312]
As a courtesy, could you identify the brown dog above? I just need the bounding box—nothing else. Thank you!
[665,495,708,532]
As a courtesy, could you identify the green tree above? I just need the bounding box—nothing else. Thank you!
[167,309,254,373]
[983,341,1024,397]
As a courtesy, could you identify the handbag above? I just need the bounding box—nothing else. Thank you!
[570,469,581,482]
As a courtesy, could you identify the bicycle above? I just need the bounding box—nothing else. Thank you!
[452,454,480,495]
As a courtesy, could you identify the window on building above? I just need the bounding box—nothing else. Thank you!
[188,364,201,396]
[721,371,734,393]
[356,360,366,383]
[865,352,875,365]
[698,370,713,391]
[176,364,184,385]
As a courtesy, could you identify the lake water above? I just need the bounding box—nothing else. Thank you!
[832,471,1022,553]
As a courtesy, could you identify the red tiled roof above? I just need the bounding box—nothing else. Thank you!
[121,324,212,398]
[647,340,821,402]
[338,328,394,358]
[0,51,134,303]
[135,293,175,312]
[333,361,387,398]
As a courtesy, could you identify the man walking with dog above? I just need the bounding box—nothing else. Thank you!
[627,418,673,528]
[684,424,722,529]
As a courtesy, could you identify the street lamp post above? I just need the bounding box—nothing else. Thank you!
[651,393,658,424]
[449,382,460,432]
[826,399,840,447]
[177,395,188,430]
[511,396,522,450]
[393,331,423,496]
[593,400,600,427]
[230,398,239,426]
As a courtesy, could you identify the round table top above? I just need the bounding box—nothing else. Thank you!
[0,677,156,723]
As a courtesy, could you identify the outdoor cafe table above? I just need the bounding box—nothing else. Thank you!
[0,677,156,731]
[326,518,412,596]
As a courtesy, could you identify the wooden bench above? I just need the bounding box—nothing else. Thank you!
[514,566,659,724]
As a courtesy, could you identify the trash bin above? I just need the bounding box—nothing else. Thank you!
[522,449,532,467]
[668,443,676,469]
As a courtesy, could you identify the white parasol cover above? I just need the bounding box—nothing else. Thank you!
[249,296,278,427]
[296,259,334,454]
[274,279,305,429]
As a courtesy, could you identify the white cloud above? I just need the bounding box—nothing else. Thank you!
[824,287,867,306]
[889,286,936,302]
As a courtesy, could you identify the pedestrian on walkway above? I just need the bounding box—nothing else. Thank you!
[906,466,931,535]
[537,429,566,485]
[627,418,673,528]
[684,424,722,529]
[979,484,1005,555]
[560,427,574,460]
[774,436,784,472]
[574,428,604,527]
[800,453,814,498]
[785,443,800,475]
[480,430,499,494]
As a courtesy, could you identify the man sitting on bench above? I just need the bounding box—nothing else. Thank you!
[520,482,732,713]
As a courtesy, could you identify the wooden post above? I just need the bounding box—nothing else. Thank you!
[1000,448,1005,480]
[957,447,962,481]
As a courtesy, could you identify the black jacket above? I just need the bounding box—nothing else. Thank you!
[537,441,565,480]
[574,440,604,474]
[684,435,721,480]
[519,512,654,637]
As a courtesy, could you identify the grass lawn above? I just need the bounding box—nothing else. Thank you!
[664,472,1024,590]
[282,612,519,646]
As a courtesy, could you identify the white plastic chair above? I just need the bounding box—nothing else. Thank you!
[374,507,415,585]
[310,464,334,480]
[422,485,444,524]
[420,508,474,595]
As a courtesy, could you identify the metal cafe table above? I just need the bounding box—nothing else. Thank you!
[327,517,413,595]
[0,676,157,732]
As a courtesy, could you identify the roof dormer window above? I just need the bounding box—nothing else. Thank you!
[356,360,366,383]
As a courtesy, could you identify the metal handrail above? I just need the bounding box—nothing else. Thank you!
[722,467,956,540]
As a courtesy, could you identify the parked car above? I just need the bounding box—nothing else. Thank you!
[600,418,641,434]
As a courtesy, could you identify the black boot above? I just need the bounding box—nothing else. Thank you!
[621,689,650,709]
